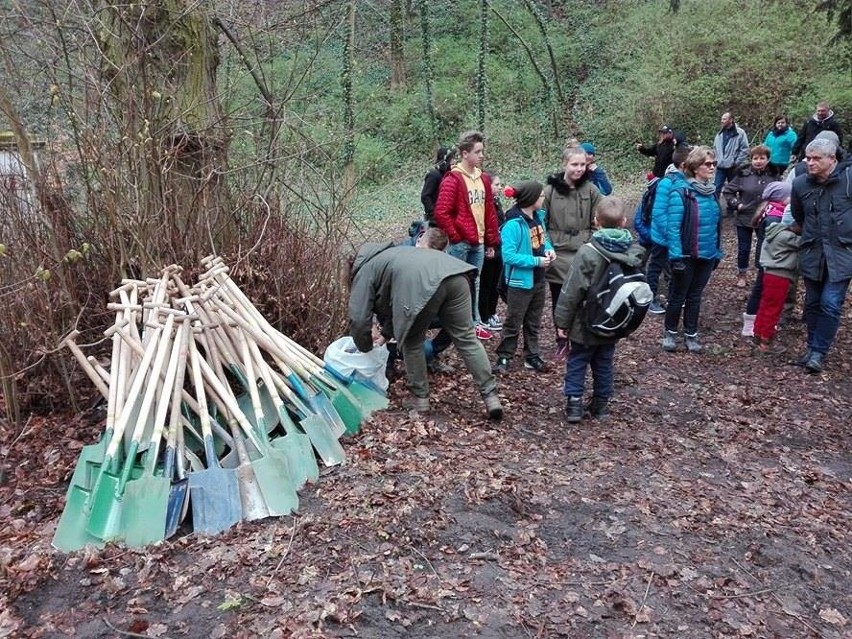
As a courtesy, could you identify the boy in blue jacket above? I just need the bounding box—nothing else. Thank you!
[492,181,555,373]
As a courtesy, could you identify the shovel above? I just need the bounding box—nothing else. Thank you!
[87,315,175,542]
[195,354,299,516]
[186,335,242,535]
[122,319,188,547]
[53,322,163,551]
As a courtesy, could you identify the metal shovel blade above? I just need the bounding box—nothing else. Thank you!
[164,476,188,539]
[270,408,319,487]
[248,444,299,516]
[84,464,144,542]
[297,411,345,467]
[187,460,242,536]
[67,429,110,494]
[121,468,171,547]
[52,484,104,552]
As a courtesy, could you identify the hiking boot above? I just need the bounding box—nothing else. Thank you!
[492,356,510,374]
[406,396,430,412]
[487,315,503,331]
[684,333,703,353]
[524,355,548,372]
[484,392,503,420]
[804,351,825,374]
[565,396,583,423]
[648,301,666,315]
[427,357,456,374]
[586,396,610,419]
[661,330,678,352]
[741,313,755,337]
[475,324,493,340]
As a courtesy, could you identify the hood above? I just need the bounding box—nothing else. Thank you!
[813,109,836,123]
[351,241,395,279]
[546,170,590,196]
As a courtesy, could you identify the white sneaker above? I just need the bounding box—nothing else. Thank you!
[487,315,503,330]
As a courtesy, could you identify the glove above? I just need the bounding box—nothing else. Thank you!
[670,259,687,273]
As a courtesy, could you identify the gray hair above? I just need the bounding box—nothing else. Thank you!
[805,138,837,157]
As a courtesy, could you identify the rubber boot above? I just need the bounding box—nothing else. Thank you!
[741,313,755,337]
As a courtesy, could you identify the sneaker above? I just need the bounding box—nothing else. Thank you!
[661,331,678,352]
[427,358,455,374]
[475,324,493,340]
[565,396,583,423]
[484,392,503,420]
[492,356,509,374]
[487,315,503,330]
[524,355,548,372]
[684,333,702,353]
[648,301,666,315]
[794,349,813,366]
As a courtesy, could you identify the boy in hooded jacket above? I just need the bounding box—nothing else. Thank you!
[555,197,646,422]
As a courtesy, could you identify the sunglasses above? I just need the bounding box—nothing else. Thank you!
[702,160,718,168]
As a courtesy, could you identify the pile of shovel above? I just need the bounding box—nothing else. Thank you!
[53,256,388,551]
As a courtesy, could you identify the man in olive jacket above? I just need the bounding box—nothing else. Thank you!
[348,241,502,419]
[790,137,852,374]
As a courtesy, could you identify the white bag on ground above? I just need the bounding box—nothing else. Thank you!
[323,336,389,392]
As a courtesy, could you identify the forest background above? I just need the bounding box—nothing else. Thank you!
[0,0,850,423]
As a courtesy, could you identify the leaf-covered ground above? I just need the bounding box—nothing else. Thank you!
[2,218,851,638]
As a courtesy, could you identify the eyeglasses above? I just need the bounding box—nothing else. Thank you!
[702,161,718,167]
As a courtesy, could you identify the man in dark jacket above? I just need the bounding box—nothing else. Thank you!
[790,137,852,374]
[420,146,455,223]
[636,125,676,178]
[791,102,844,161]
[348,241,502,419]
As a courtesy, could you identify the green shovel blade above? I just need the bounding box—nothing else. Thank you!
[121,473,171,547]
[52,484,104,552]
[249,446,299,516]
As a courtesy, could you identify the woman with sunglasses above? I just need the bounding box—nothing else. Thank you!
[660,146,723,353]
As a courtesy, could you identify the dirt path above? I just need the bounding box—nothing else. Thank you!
[2,218,851,638]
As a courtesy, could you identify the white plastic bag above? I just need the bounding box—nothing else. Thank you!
[323,336,389,392]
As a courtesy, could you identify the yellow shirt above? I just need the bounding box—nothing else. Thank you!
[454,166,486,243]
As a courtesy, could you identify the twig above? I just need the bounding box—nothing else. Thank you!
[402,600,443,612]
[265,517,297,588]
[408,545,440,580]
[632,571,654,629]
[469,551,500,561]
[711,586,778,599]
[102,617,160,638]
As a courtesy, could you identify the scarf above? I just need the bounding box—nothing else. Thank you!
[592,228,633,253]
[687,177,716,196]
[770,125,789,137]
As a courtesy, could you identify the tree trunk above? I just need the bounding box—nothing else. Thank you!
[418,0,437,143]
[390,0,406,89]
[99,0,229,269]
[342,0,356,203]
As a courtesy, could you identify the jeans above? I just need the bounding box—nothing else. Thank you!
[402,274,497,399]
[664,258,715,335]
[478,250,503,321]
[496,281,547,360]
[447,241,485,324]
[646,243,670,298]
[714,166,735,197]
[802,271,851,355]
[735,225,756,271]
[562,341,616,400]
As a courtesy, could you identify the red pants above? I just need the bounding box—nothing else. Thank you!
[754,273,791,341]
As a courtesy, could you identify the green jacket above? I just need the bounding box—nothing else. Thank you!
[554,237,646,345]
[759,223,800,281]
[348,242,475,352]
[543,173,602,286]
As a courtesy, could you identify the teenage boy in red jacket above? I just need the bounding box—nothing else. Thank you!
[433,130,501,340]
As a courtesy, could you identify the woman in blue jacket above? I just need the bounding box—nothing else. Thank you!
[661,146,723,353]
[762,115,797,177]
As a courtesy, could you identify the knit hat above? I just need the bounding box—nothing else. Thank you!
[659,125,673,134]
[580,142,596,155]
[814,130,840,147]
[762,181,792,203]
[506,180,543,208]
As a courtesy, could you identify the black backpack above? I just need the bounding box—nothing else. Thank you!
[583,248,653,339]
[632,177,664,247]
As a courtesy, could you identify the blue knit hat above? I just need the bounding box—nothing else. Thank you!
[580,142,596,155]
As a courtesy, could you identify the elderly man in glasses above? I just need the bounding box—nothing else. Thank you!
[790,137,852,374]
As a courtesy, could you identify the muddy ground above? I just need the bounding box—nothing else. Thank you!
[2,218,851,638]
